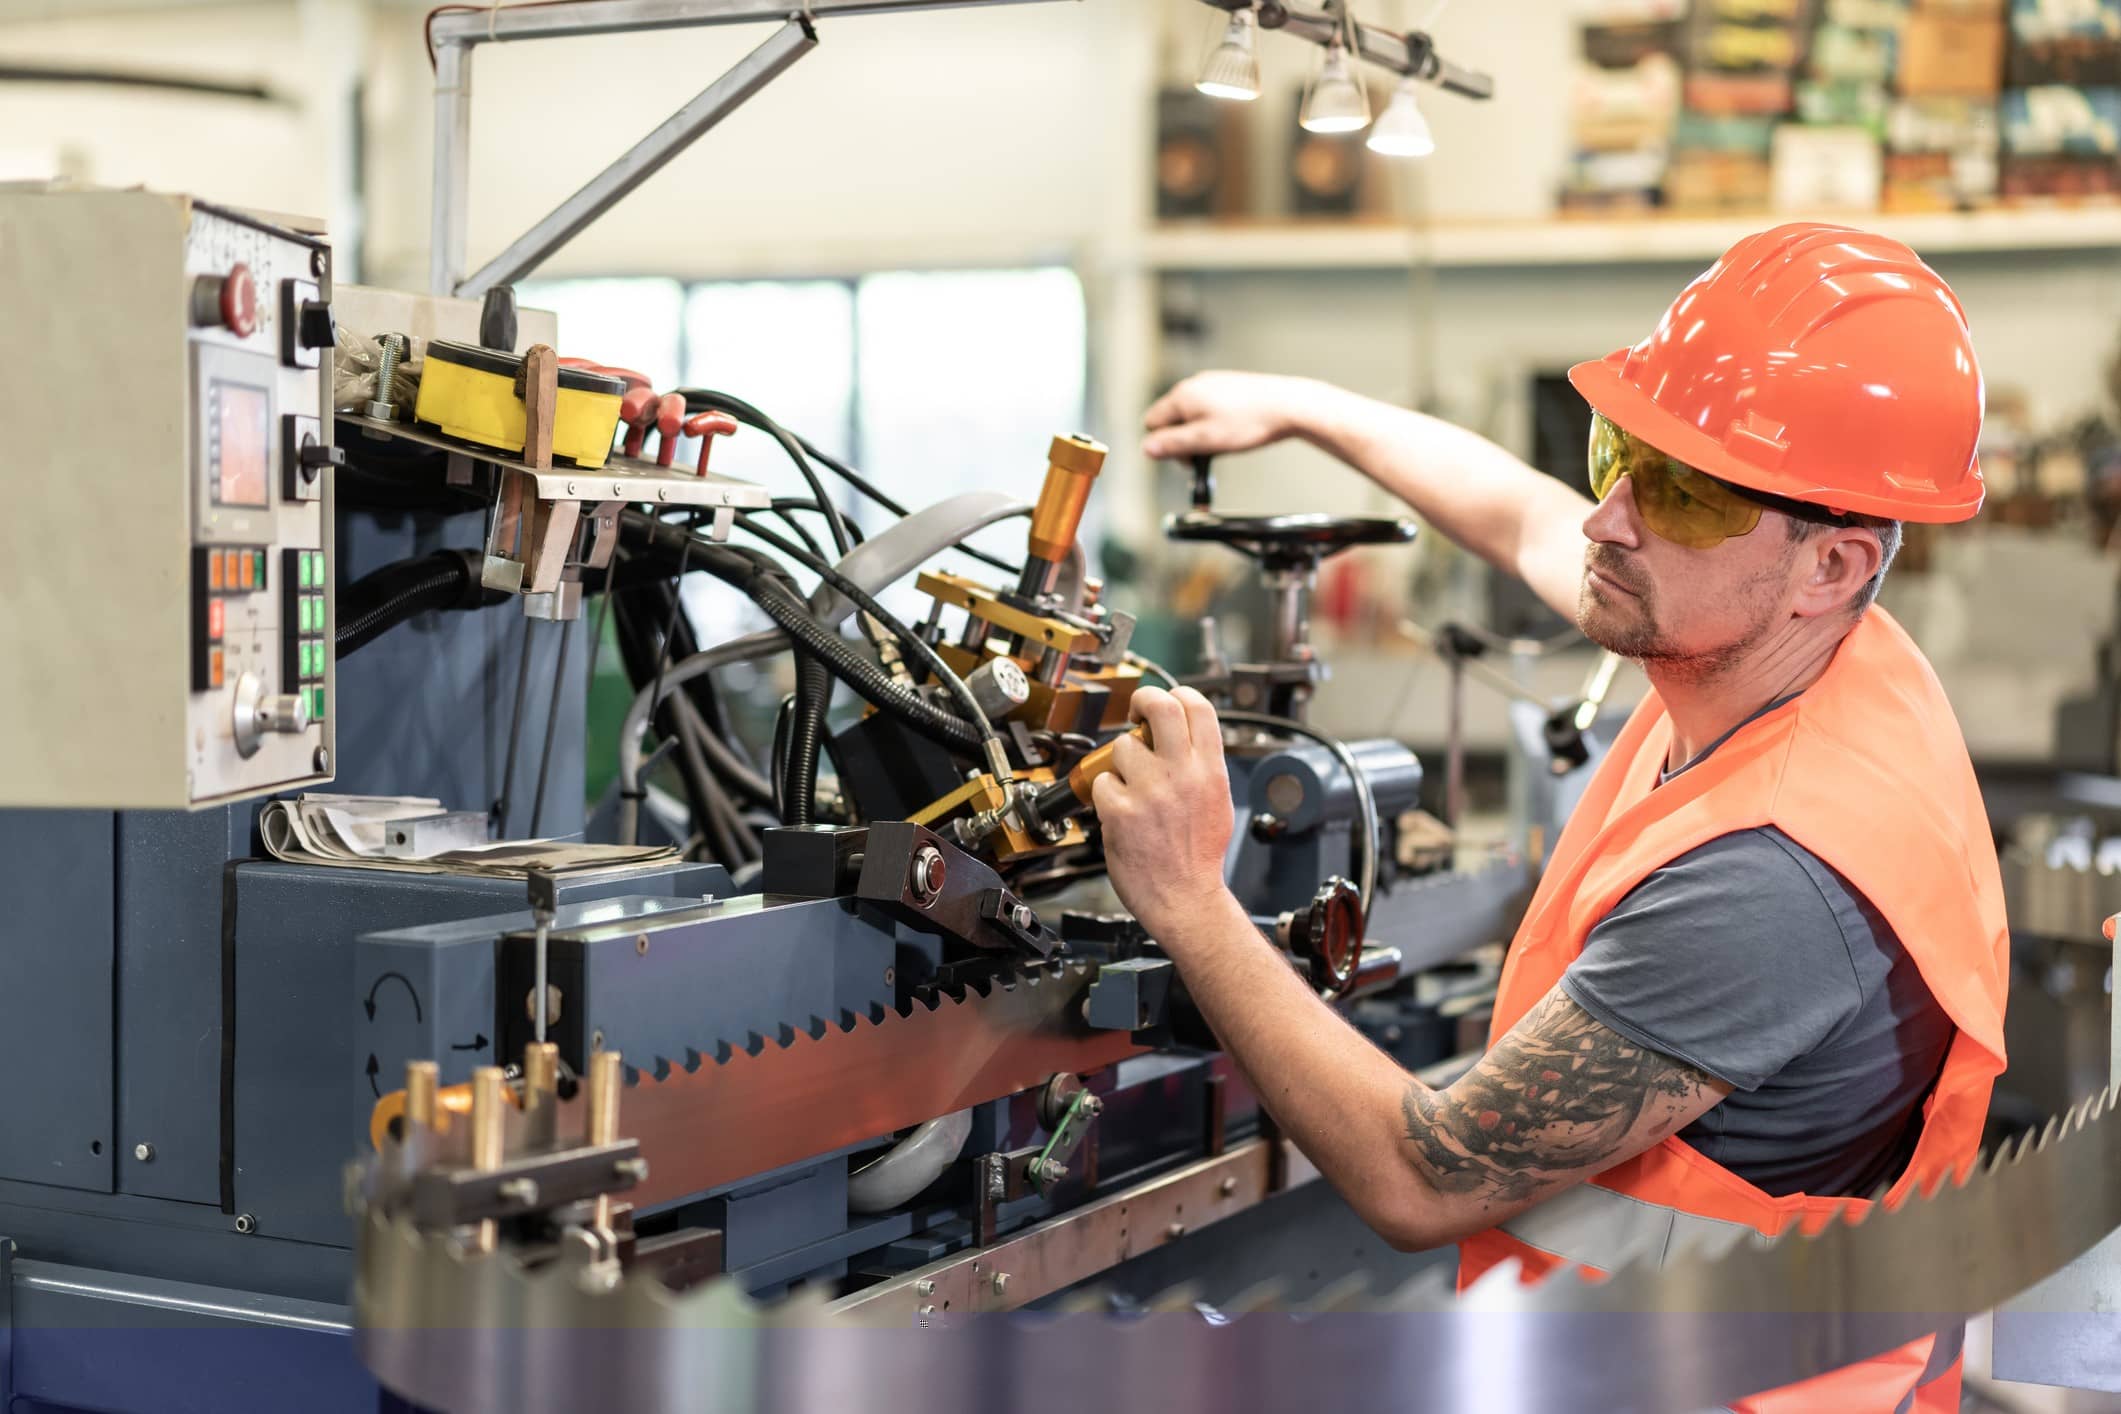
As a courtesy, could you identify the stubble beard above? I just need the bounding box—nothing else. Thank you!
[1575,548,1782,685]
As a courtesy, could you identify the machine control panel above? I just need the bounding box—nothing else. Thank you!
[0,187,337,808]
[183,202,335,803]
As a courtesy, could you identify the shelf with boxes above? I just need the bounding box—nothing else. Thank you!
[1565,0,2121,218]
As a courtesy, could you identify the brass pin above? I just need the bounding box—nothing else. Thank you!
[470,1064,505,1253]
[404,1060,439,1132]
[587,1050,622,1233]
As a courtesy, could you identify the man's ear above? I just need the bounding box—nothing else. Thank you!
[1789,524,1882,619]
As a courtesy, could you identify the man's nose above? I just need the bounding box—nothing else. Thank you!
[1584,476,1643,550]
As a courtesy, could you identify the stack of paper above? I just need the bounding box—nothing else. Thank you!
[259,794,677,877]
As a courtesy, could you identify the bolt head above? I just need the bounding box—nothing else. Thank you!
[310,247,329,277]
[134,1142,155,1163]
[566,480,578,496]
[915,1279,936,1296]
[636,933,650,956]
[234,1213,257,1235]
[314,746,331,773]
[991,1272,1011,1296]
[498,1177,541,1206]
[612,482,625,497]
[1012,903,1034,931]
[1219,1175,1238,1196]
[1166,1222,1186,1240]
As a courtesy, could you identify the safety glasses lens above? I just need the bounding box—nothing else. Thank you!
[1586,413,1762,550]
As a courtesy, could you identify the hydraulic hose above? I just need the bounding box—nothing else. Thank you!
[747,575,982,753]
[784,649,832,826]
[336,549,508,659]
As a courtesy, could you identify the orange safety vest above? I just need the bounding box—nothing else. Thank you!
[1457,608,2009,1413]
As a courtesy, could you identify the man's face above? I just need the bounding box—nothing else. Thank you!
[1576,477,1804,678]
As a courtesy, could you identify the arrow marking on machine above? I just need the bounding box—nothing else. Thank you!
[363,971,423,1024]
[365,1054,381,1098]
[450,1034,489,1053]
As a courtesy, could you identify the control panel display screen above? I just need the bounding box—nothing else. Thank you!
[214,382,270,507]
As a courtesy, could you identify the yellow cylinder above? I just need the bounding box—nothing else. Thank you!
[1026,434,1108,565]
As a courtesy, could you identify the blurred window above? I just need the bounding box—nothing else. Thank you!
[526,268,1088,635]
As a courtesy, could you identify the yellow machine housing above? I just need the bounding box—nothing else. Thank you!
[413,339,625,468]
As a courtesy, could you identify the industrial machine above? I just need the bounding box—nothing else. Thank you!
[7,7,2121,1409]
[0,179,1531,1412]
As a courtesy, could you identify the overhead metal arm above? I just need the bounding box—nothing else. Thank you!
[453,18,816,299]
[427,0,1065,296]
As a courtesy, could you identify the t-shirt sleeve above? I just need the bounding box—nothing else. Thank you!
[1558,829,1866,1092]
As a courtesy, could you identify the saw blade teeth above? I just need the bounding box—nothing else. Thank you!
[802,1015,828,1041]
[713,1038,734,1064]
[742,1031,767,1057]
[774,1022,796,1048]
[652,1056,672,1082]
[682,1047,704,1074]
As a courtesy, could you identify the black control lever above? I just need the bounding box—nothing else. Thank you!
[856,822,1059,959]
[1190,454,1215,510]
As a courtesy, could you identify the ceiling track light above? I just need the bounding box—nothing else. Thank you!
[1189,0,1493,153]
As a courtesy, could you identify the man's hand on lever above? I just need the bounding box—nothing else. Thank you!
[1142,372,1322,461]
[1096,686,1732,1252]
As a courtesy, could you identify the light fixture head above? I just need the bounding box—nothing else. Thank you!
[1367,76,1435,157]
[1195,7,1262,102]
[1299,38,1371,135]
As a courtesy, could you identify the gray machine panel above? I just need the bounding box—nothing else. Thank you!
[0,811,116,1193]
[232,861,725,1246]
[116,808,252,1205]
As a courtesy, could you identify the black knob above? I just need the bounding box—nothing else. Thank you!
[479,286,519,352]
[1190,455,1215,510]
[296,299,335,352]
[297,439,346,483]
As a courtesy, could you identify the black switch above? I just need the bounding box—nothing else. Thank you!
[279,278,333,369]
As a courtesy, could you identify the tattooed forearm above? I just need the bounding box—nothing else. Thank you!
[1398,992,1718,1204]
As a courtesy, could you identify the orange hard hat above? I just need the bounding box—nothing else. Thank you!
[1569,222,1985,523]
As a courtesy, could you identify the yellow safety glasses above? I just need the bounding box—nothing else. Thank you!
[1587,412,1766,550]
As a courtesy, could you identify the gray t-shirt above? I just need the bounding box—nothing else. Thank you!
[1557,714,1955,1198]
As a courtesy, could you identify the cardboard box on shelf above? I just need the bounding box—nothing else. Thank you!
[1899,12,2006,93]
[1686,71,1798,111]
[2008,0,2121,85]
[1797,78,1893,132]
[1811,23,1899,81]
[1584,19,1685,67]
[1771,123,1886,206]
[1882,147,2000,206]
[1674,110,1780,151]
[1887,94,2002,150]
[1665,149,1777,210]
[2001,151,2121,198]
[2003,85,2121,153]
[1826,0,1911,24]
[1571,53,1683,149]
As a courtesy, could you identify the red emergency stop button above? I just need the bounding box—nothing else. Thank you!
[221,263,258,337]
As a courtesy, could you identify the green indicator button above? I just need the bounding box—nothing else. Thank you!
[310,687,326,723]
[297,556,312,589]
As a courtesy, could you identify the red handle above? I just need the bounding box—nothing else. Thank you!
[653,393,686,467]
[683,411,739,476]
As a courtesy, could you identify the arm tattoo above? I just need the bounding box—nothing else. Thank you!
[1399,992,1717,1203]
